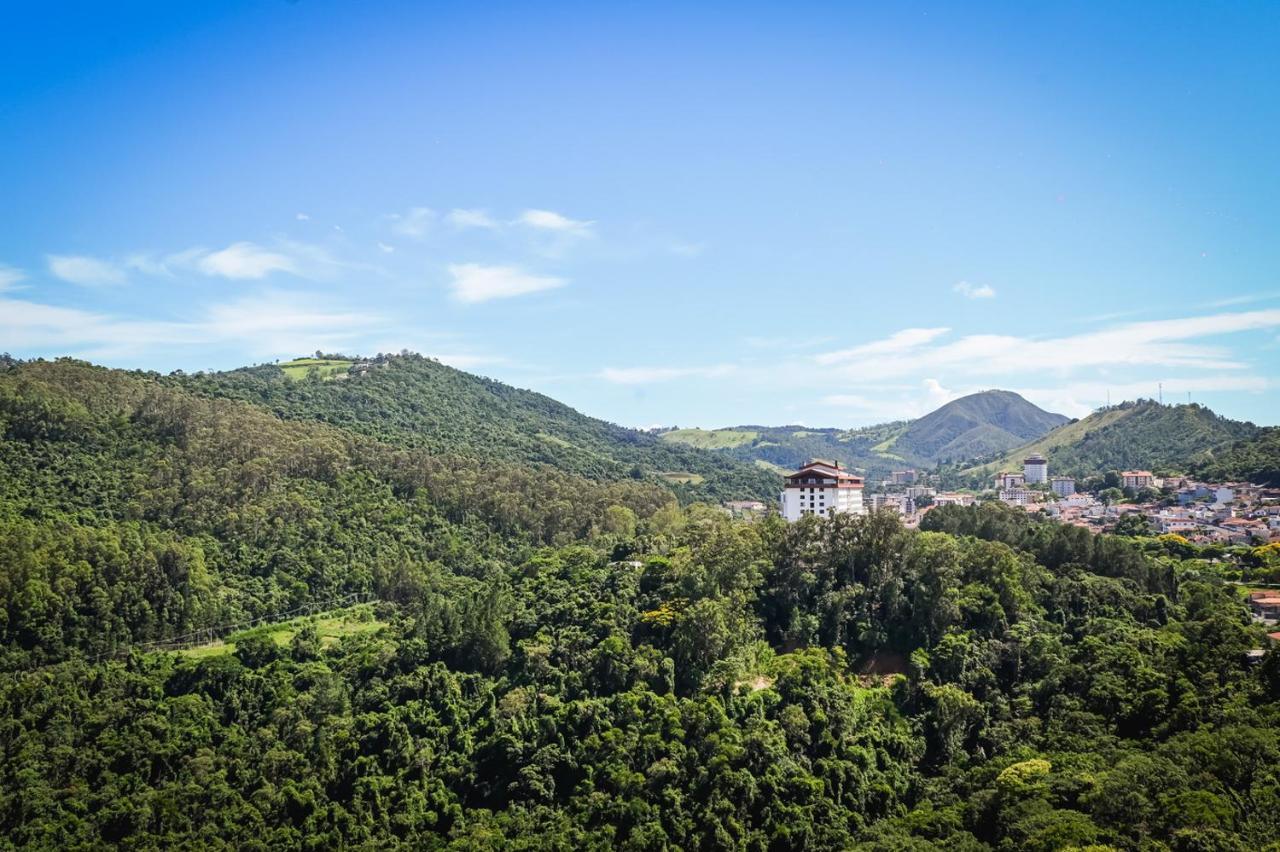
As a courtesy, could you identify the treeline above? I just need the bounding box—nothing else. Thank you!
[168,354,781,503]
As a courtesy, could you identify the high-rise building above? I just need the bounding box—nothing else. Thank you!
[1024,454,1048,484]
[1051,476,1076,496]
[780,459,864,521]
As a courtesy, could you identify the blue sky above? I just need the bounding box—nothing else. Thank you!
[2,1,1279,427]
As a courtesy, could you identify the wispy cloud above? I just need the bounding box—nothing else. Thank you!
[389,207,436,239]
[447,263,566,303]
[47,254,127,286]
[816,327,950,365]
[446,208,500,229]
[599,364,735,384]
[0,264,26,292]
[815,310,1280,379]
[197,242,297,279]
[517,209,593,235]
[0,290,381,360]
[954,280,996,299]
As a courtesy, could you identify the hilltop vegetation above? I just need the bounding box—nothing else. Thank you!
[960,400,1259,483]
[173,354,780,503]
[1192,426,1280,485]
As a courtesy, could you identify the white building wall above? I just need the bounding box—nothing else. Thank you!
[780,486,863,521]
[1024,461,1048,484]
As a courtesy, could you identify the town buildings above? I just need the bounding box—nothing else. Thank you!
[779,459,865,521]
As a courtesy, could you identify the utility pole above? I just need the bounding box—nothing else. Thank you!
[1159,383,1163,405]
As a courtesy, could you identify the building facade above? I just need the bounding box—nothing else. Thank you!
[780,459,865,521]
[995,471,1026,490]
[1051,476,1076,497]
[1122,470,1155,490]
[1024,454,1048,484]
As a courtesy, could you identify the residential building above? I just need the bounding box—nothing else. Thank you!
[1023,454,1048,484]
[1050,476,1076,497]
[1122,470,1155,490]
[999,488,1034,506]
[890,469,917,485]
[780,459,864,522]
[934,492,976,507]
[995,471,1026,490]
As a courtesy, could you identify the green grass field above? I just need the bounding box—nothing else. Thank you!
[660,428,759,449]
[659,471,707,485]
[175,604,387,660]
[278,357,354,381]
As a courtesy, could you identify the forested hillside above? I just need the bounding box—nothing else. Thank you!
[170,354,780,503]
[660,421,908,479]
[1192,426,1280,485]
[2,359,1278,848]
[961,400,1260,482]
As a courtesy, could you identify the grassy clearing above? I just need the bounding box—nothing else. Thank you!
[753,459,788,473]
[175,604,387,660]
[278,358,354,381]
[660,471,706,485]
[660,428,759,449]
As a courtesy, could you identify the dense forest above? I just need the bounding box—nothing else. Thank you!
[1192,426,1280,486]
[168,354,780,503]
[2,358,1279,849]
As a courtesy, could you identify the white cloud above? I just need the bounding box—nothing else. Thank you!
[377,241,395,253]
[954,280,996,299]
[816,327,950,365]
[815,310,1280,381]
[447,263,566,304]
[296,212,310,221]
[0,264,25,292]
[0,290,380,360]
[389,207,435,239]
[47,254,127,286]
[517,209,593,234]
[598,365,735,385]
[446,208,500,229]
[196,242,298,279]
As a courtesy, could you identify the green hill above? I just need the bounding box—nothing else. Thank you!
[171,353,780,503]
[1190,426,1280,485]
[660,390,1065,479]
[960,399,1260,482]
[884,390,1069,464]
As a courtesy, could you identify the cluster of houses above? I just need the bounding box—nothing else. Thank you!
[752,457,1279,546]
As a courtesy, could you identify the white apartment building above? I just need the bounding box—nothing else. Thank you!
[1122,470,1155,490]
[1023,454,1048,484]
[1051,476,1076,497]
[780,459,865,521]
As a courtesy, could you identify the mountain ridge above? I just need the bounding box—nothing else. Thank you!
[660,390,1067,478]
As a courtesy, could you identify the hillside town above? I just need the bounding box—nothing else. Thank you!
[755,455,1280,547]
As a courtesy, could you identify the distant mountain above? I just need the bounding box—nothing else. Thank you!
[172,354,780,502]
[660,390,1067,479]
[959,399,1260,482]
